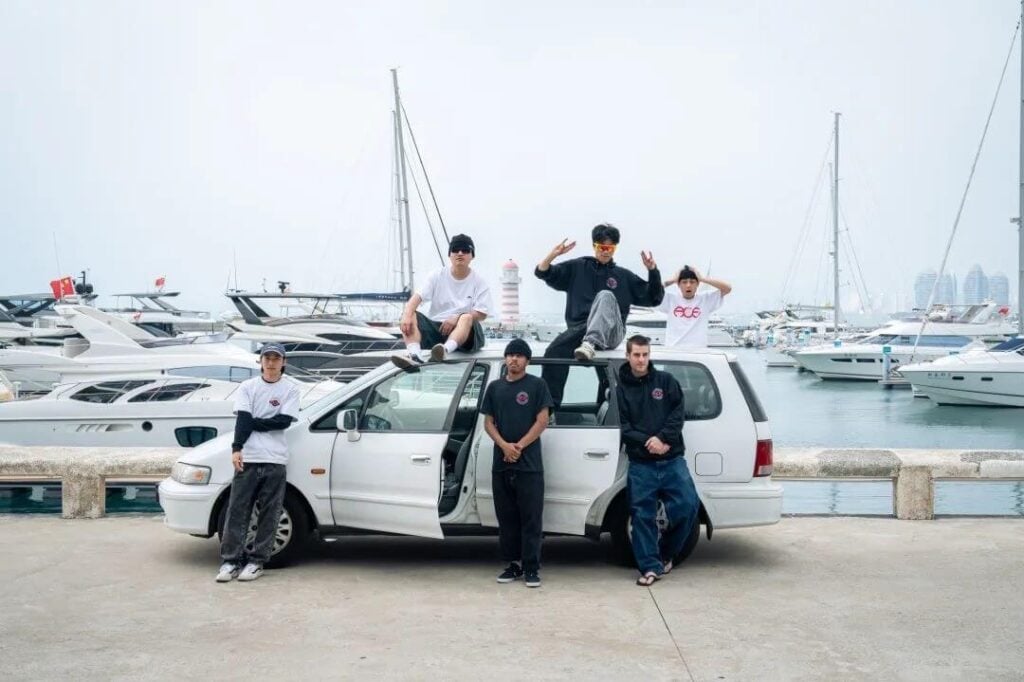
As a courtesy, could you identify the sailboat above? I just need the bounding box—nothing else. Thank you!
[899,10,1024,406]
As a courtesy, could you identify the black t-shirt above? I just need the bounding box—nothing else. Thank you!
[481,373,554,473]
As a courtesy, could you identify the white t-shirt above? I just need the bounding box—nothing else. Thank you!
[658,288,724,347]
[417,267,493,322]
[233,375,302,465]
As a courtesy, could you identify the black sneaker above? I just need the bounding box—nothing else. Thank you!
[524,571,541,588]
[391,353,424,370]
[496,563,523,583]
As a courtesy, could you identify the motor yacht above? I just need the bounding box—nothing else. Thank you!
[0,305,258,395]
[791,303,1014,380]
[0,373,341,447]
[897,337,1024,406]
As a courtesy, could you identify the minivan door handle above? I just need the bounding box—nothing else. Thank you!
[584,450,609,459]
[410,455,432,464]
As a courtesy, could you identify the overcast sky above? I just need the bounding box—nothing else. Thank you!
[1,1,1022,321]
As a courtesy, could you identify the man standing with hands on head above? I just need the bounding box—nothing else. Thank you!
[660,265,732,347]
[216,343,301,583]
[481,338,553,588]
[616,334,699,587]
[392,233,493,368]
[535,223,664,407]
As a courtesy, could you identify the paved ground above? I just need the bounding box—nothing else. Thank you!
[1,516,1022,681]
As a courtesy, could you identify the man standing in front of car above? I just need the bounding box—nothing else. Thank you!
[481,338,553,588]
[659,265,732,347]
[216,343,301,583]
[392,233,493,368]
[616,334,699,586]
[535,223,663,407]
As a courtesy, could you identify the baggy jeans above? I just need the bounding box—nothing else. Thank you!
[492,469,545,573]
[220,462,288,566]
[542,290,626,406]
[628,457,700,575]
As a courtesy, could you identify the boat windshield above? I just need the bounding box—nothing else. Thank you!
[990,336,1024,352]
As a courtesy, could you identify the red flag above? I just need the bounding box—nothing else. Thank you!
[998,305,1010,317]
[155,276,166,290]
[59,276,74,297]
[49,280,62,299]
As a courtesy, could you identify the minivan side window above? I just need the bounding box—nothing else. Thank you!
[526,363,609,427]
[652,362,722,421]
[361,363,467,432]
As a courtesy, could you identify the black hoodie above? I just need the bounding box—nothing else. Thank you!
[615,362,685,462]
[535,256,664,327]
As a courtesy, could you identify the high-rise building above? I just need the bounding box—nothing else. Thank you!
[936,273,957,306]
[963,264,988,305]
[913,269,937,309]
[988,272,1010,306]
[500,260,521,324]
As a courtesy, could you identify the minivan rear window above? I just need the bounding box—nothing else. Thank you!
[729,361,768,422]
[653,362,722,421]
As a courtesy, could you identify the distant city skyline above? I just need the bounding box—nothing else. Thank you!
[913,265,1012,308]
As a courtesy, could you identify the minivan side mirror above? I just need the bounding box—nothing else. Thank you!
[337,408,361,442]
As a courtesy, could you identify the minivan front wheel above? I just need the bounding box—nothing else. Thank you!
[216,490,310,569]
[607,498,700,569]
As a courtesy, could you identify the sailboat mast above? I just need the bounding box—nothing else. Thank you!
[1018,0,1024,335]
[392,109,408,292]
[832,112,841,339]
[392,68,415,292]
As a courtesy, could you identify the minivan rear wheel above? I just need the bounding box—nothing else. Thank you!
[216,490,310,569]
[607,498,701,569]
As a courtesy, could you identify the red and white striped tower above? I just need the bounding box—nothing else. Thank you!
[500,260,521,325]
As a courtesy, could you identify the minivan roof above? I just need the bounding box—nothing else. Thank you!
[361,342,739,363]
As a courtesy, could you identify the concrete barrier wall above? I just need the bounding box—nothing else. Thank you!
[775,448,1024,519]
[1,446,1023,519]
[0,446,180,518]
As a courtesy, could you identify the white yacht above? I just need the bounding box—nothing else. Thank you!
[0,374,341,447]
[791,303,1014,380]
[0,305,259,395]
[625,307,737,347]
[106,290,221,335]
[897,337,1024,407]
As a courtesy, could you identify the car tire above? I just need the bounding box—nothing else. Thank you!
[216,490,310,569]
[607,497,701,568]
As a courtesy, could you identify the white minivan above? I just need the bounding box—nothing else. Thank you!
[158,346,781,567]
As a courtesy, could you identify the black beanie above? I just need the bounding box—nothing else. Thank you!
[504,338,532,360]
[449,233,475,256]
[678,266,699,282]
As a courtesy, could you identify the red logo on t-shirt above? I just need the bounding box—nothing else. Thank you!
[673,305,702,319]
[270,399,281,406]
[651,388,664,400]
[606,277,618,290]
[515,391,529,405]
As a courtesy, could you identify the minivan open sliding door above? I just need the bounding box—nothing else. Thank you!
[329,361,476,538]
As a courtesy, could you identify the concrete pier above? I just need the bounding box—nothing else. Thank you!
[1,515,1021,680]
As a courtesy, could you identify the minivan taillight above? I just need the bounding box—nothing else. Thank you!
[754,439,773,477]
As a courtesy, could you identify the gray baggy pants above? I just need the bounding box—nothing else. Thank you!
[220,462,287,566]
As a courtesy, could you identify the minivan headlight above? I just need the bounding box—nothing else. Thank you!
[171,462,212,485]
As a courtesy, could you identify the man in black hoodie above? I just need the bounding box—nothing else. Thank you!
[535,223,663,407]
[616,334,699,586]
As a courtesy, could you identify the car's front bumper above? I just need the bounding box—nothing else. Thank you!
[157,478,225,536]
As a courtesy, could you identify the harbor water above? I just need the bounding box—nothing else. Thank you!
[1,346,1021,516]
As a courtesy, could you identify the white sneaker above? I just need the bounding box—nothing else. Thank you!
[215,562,240,583]
[236,563,264,582]
[573,341,596,361]
[429,344,447,362]
[391,353,424,370]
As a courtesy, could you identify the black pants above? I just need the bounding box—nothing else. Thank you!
[415,312,485,352]
[492,469,544,573]
[220,462,287,565]
[541,325,586,408]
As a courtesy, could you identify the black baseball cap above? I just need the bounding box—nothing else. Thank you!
[260,342,287,358]
[449,234,475,256]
